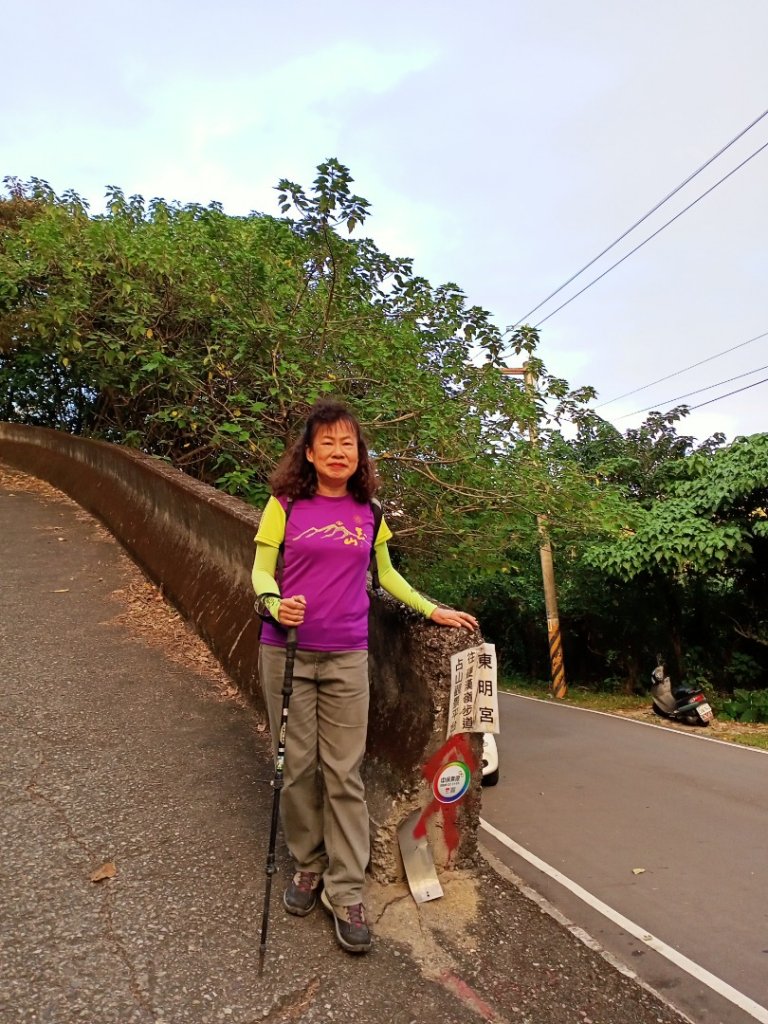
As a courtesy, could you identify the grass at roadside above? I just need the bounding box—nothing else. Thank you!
[500,677,647,711]
[500,676,768,752]
[728,732,768,751]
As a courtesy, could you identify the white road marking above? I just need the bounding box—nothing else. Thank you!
[499,690,768,754]
[480,817,768,1024]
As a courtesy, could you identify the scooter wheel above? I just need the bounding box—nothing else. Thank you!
[651,703,666,718]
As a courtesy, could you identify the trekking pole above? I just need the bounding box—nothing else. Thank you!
[258,626,298,974]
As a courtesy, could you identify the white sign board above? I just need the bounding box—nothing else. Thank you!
[448,643,500,738]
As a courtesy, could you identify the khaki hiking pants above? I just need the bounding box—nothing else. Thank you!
[259,645,370,907]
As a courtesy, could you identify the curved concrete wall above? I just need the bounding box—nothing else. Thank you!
[0,423,482,879]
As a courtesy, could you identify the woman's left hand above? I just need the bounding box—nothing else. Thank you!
[430,607,479,631]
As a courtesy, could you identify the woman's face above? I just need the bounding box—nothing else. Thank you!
[306,419,360,493]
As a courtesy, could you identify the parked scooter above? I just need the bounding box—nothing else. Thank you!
[650,657,714,726]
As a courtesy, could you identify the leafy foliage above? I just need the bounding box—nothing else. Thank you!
[0,164,618,576]
[585,433,768,581]
[567,417,768,689]
[720,689,768,724]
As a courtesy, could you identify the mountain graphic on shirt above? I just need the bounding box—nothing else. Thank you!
[295,521,368,546]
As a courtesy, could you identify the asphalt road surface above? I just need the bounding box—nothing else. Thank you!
[481,692,768,1024]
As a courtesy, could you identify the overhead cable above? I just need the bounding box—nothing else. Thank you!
[618,361,768,418]
[509,106,768,330]
[533,137,768,329]
[687,375,768,412]
[596,328,768,408]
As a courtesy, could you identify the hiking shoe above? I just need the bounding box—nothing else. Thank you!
[320,888,372,953]
[283,871,321,916]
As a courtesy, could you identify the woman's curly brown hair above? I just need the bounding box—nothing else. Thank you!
[270,399,379,502]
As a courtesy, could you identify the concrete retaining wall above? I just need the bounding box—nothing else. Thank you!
[0,423,482,880]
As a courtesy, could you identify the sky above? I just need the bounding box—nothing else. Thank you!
[3,0,768,444]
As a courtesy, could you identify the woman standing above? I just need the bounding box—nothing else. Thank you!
[252,399,477,954]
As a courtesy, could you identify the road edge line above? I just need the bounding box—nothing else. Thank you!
[480,819,768,1024]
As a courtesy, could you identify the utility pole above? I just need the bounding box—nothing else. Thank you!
[502,364,567,699]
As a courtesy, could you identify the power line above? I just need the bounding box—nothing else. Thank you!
[619,361,768,418]
[687,374,768,412]
[533,137,768,329]
[509,107,768,330]
[596,329,768,408]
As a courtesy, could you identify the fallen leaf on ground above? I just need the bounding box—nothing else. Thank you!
[52,589,70,593]
[632,867,646,875]
[90,861,117,883]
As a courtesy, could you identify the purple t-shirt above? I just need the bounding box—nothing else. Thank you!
[260,494,376,652]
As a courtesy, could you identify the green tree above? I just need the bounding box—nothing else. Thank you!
[582,427,768,687]
[1,164,619,580]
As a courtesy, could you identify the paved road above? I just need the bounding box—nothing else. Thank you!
[482,692,768,1024]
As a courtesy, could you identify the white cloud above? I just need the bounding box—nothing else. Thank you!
[103,42,440,211]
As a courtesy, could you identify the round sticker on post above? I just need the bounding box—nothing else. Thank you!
[433,761,471,804]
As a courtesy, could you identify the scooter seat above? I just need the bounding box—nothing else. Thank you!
[673,686,697,701]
